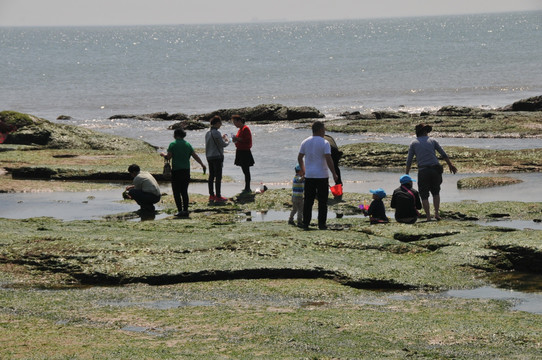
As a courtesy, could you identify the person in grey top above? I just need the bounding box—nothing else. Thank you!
[205,116,230,202]
[405,123,457,221]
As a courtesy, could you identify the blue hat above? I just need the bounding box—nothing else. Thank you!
[370,188,386,199]
[400,174,416,184]
[295,164,301,172]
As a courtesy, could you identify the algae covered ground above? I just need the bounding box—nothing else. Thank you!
[1,109,542,358]
[1,189,542,358]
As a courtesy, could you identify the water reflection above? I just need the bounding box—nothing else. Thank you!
[447,286,542,314]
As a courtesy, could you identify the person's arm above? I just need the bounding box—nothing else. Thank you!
[443,156,457,174]
[160,151,172,160]
[191,151,207,172]
[297,153,305,177]
[405,145,414,174]
[325,154,339,183]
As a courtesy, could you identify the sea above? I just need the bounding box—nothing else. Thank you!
[1,10,542,202]
[1,11,541,120]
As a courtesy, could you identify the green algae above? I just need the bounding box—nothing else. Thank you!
[1,193,542,358]
[457,176,523,189]
[325,110,542,137]
[340,142,542,173]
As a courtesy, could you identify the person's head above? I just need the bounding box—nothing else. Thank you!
[128,164,140,177]
[415,123,432,137]
[295,164,301,174]
[210,115,222,128]
[369,188,386,200]
[399,174,416,188]
[312,121,325,136]
[174,128,187,139]
[231,114,245,128]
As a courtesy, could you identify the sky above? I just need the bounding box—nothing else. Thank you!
[1,0,541,26]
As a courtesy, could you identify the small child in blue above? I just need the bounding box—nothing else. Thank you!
[363,188,389,224]
[289,165,305,226]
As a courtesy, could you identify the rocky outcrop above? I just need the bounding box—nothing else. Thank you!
[168,120,207,131]
[190,104,325,122]
[499,95,542,111]
[109,112,189,121]
[1,111,156,152]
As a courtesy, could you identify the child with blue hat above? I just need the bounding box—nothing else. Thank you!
[363,187,389,224]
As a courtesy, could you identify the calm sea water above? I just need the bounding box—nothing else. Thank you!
[1,11,541,120]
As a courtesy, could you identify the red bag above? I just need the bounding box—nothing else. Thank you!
[330,184,343,196]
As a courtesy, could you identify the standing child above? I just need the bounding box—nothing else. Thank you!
[288,165,305,226]
[363,188,389,224]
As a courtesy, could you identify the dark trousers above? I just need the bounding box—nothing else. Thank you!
[303,178,329,227]
[241,165,251,191]
[128,189,160,212]
[207,158,224,197]
[171,169,190,212]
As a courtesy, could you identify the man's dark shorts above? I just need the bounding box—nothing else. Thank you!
[418,166,442,199]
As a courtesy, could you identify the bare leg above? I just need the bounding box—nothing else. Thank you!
[433,195,441,220]
[422,198,431,221]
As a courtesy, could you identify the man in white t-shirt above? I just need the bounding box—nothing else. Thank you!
[297,121,338,230]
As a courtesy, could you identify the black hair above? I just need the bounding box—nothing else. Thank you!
[231,114,245,124]
[210,115,222,126]
[312,121,325,134]
[174,128,187,139]
[128,164,140,173]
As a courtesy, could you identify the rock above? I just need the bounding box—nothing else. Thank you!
[109,112,190,121]
[56,115,72,120]
[168,120,207,131]
[501,95,542,112]
[191,104,324,122]
[2,111,156,152]
[339,111,376,120]
[457,176,523,189]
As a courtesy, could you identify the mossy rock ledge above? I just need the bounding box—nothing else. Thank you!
[1,110,156,152]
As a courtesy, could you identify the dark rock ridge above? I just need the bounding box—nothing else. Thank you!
[109,112,189,121]
[190,104,325,122]
[109,104,325,124]
[339,95,542,120]
[499,95,542,111]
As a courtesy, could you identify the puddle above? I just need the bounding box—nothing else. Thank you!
[446,286,542,314]
[476,219,542,231]
[103,299,214,309]
[120,325,165,336]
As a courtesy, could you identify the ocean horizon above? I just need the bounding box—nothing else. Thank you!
[1,10,541,121]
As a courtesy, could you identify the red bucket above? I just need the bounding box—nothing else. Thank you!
[330,184,343,197]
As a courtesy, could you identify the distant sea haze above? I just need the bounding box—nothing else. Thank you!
[1,10,541,121]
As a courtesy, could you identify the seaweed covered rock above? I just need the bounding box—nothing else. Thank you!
[500,95,542,112]
[190,104,325,122]
[457,176,523,189]
[1,111,156,152]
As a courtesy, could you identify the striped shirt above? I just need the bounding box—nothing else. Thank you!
[292,175,304,198]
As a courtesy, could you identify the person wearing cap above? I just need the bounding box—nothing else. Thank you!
[406,123,457,221]
[363,188,389,224]
[288,164,305,226]
[391,174,422,224]
[298,121,339,230]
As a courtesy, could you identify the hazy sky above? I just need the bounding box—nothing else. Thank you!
[1,0,541,26]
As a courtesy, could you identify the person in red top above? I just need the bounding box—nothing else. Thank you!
[231,115,254,194]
